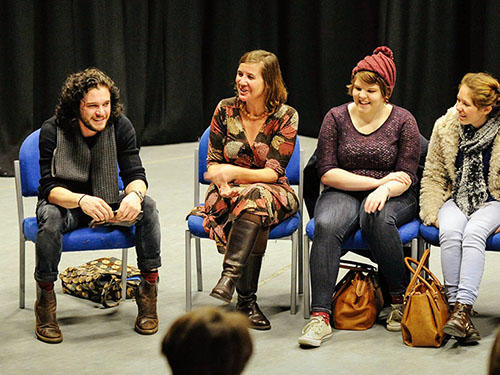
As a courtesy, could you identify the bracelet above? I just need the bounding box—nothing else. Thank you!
[77,194,87,207]
[131,190,144,203]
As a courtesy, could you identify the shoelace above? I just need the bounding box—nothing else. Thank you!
[388,305,403,320]
[302,317,325,335]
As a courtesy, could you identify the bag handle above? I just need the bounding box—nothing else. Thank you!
[404,249,443,299]
[100,276,122,308]
[339,260,376,273]
[405,256,444,289]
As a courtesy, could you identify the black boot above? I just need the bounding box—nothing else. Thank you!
[443,302,481,343]
[35,284,62,344]
[210,214,261,303]
[236,254,271,330]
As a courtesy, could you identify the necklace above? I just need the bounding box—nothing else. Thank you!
[240,103,268,121]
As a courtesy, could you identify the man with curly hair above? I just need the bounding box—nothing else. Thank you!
[34,68,161,343]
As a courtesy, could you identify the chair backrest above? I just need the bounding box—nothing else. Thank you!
[18,128,125,198]
[19,129,42,197]
[197,127,301,186]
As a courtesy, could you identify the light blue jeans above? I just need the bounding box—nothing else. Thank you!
[438,199,500,305]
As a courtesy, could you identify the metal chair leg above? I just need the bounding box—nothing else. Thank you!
[303,234,311,319]
[195,237,202,291]
[185,230,192,311]
[19,239,25,309]
[290,233,298,315]
[298,225,304,295]
[121,248,128,302]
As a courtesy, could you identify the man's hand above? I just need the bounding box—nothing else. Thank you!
[79,195,114,221]
[113,192,142,222]
[364,185,390,214]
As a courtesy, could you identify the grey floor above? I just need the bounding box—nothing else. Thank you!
[1,135,499,375]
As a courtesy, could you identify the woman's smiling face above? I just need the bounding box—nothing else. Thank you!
[352,77,385,114]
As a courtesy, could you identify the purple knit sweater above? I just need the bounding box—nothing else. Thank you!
[316,103,420,185]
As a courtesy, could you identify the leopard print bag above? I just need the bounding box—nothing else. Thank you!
[59,257,141,308]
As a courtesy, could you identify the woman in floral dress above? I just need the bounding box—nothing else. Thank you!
[192,50,299,330]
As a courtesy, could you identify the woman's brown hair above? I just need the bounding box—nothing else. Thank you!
[238,49,288,114]
[460,72,500,116]
[346,71,391,102]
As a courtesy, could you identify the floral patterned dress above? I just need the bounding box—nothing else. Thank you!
[191,97,299,252]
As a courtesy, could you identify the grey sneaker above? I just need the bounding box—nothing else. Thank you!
[386,304,404,332]
[298,316,333,347]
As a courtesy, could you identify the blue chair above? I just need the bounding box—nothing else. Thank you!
[419,223,500,252]
[303,217,422,318]
[14,129,135,308]
[185,127,303,314]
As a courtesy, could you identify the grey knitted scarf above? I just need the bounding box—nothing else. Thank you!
[453,115,500,217]
[52,122,119,204]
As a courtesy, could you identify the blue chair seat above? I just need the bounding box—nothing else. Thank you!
[187,212,301,240]
[23,217,135,251]
[419,223,500,251]
[306,218,420,249]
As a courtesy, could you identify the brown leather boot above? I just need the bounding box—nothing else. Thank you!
[443,302,481,342]
[210,214,261,303]
[236,254,271,330]
[135,279,159,335]
[34,284,62,344]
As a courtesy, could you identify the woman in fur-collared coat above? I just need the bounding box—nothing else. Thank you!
[420,72,500,344]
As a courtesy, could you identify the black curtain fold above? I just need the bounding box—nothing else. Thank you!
[1,0,499,176]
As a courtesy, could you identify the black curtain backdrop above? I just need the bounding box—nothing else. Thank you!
[1,0,499,176]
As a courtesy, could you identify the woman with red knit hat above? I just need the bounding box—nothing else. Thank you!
[298,47,421,347]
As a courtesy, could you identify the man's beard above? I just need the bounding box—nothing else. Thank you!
[80,117,107,133]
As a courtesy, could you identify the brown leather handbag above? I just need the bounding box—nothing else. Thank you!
[331,261,384,330]
[401,249,450,347]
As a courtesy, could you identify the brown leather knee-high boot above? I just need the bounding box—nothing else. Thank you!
[210,213,262,303]
[236,227,271,330]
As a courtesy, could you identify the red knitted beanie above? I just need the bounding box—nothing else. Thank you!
[351,46,396,97]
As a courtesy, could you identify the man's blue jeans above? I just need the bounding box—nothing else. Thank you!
[34,195,162,282]
[310,187,418,313]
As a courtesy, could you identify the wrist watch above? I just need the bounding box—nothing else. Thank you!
[131,190,144,203]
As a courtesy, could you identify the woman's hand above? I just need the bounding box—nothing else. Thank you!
[204,164,237,186]
[379,171,412,186]
[364,185,390,213]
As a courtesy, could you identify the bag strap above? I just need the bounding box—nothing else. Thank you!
[405,256,444,289]
[404,249,443,299]
[100,275,122,308]
[339,260,376,273]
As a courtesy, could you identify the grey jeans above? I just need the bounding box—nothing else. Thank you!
[438,199,500,305]
[35,195,162,282]
[310,187,418,313]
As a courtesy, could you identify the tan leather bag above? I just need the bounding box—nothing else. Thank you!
[331,261,384,330]
[401,249,449,347]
